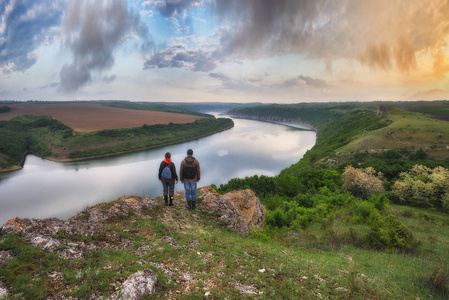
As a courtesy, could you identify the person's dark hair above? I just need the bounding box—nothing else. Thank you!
[165,152,171,159]
[187,149,193,155]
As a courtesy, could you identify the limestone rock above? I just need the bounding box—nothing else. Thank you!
[29,234,61,251]
[0,281,7,298]
[198,187,265,236]
[0,251,14,264]
[376,105,388,117]
[111,269,157,300]
[234,282,258,294]
[0,196,158,257]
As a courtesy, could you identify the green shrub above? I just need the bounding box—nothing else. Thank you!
[368,193,389,210]
[365,215,420,253]
[262,195,290,211]
[275,174,304,197]
[383,149,402,159]
[218,175,278,197]
[266,209,289,228]
[292,192,315,208]
[281,169,341,193]
[413,149,428,160]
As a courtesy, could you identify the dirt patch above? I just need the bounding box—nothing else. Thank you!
[0,103,203,132]
[424,113,449,122]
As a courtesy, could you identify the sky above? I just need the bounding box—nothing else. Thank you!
[1,0,449,103]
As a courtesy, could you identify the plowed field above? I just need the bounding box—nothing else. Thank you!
[0,103,202,132]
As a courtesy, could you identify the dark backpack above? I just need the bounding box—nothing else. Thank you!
[161,164,172,179]
[183,160,196,179]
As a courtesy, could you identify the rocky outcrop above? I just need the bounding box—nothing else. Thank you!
[0,196,158,259]
[376,105,389,117]
[0,190,265,298]
[198,187,266,236]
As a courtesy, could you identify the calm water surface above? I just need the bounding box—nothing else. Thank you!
[0,116,316,224]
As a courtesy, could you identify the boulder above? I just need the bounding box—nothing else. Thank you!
[198,187,265,236]
[0,281,8,298]
[111,269,157,300]
[0,251,14,264]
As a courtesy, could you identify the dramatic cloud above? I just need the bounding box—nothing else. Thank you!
[0,0,65,75]
[213,0,449,74]
[3,0,449,101]
[137,0,449,81]
[144,43,217,72]
[60,0,153,92]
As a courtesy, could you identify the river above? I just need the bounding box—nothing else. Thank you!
[0,115,316,224]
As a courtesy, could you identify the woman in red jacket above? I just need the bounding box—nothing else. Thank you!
[158,152,179,206]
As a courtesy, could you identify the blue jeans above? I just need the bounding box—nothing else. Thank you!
[184,180,197,201]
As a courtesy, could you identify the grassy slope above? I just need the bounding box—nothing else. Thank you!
[1,193,448,299]
[337,107,449,160]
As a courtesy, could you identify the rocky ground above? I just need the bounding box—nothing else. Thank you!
[0,187,268,299]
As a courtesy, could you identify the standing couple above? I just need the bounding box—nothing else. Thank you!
[158,149,200,209]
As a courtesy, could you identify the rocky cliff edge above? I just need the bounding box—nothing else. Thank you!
[0,187,265,299]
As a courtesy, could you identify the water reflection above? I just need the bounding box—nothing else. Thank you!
[0,116,316,224]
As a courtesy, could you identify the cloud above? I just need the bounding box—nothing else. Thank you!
[143,0,204,17]
[394,36,417,73]
[39,82,60,90]
[211,0,449,74]
[209,72,331,94]
[144,43,217,71]
[102,75,117,83]
[358,42,392,71]
[140,9,154,19]
[143,0,449,76]
[281,75,331,89]
[431,52,449,79]
[60,0,153,92]
[408,89,446,100]
[0,0,65,74]
[209,72,260,92]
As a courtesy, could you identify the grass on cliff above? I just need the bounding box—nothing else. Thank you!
[337,107,449,161]
[1,193,449,299]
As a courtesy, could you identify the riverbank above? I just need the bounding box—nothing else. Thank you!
[230,113,318,132]
[41,124,235,163]
[0,117,234,172]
